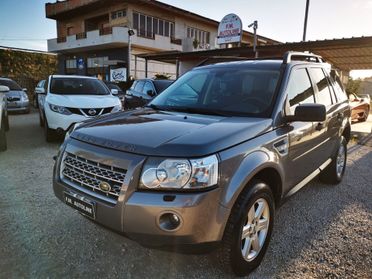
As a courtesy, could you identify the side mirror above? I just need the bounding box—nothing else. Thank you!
[23,88,28,92]
[287,104,326,122]
[0,85,10,93]
[36,88,46,94]
[147,90,156,97]
[111,89,119,95]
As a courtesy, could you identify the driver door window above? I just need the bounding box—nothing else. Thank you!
[286,68,315,114]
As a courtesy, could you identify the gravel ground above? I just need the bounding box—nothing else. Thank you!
[0,110,371,279]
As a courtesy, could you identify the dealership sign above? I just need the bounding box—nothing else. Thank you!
[217,14,243,45]
[110,68,127,82]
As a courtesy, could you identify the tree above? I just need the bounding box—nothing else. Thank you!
[154,73,171,80]
[345,77,361,96]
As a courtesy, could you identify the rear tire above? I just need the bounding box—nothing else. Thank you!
[33,97,39,108]
[0,117,7,151]
[319,136,347,184]
[220,180,275,276]
[39,113,44,127]
[44,117,55,142]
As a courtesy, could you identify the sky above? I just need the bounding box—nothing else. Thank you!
[0,0,371,78]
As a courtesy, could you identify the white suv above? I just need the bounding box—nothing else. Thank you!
[39,75,122,141]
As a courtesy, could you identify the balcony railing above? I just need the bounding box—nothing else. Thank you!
[57,37,67,43]
[171,37,182,45]
[136,29,155,40]
[49,26,129,52]
[76,32,87,40]
[99,27,113,36]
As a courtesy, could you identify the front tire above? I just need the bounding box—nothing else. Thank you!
[220,180,275,276]
[4,115,9,131]
[319,136,347,184]
[0,117,7,151]
[44,117,55,142]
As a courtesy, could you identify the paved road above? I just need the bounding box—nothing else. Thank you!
[0,110,371,278]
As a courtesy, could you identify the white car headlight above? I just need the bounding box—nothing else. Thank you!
[140,155,218,190]
[49,103,72,115]
[111,104,122,113]
[21,93,29,101]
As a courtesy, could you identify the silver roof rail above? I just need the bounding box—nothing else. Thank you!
[283,51,323,64]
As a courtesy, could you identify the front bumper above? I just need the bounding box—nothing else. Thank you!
[45,106,90,131]
[53,139,229,248]
[7,101,29,112]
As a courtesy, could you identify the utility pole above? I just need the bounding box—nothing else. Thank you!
[248,20,258,57]
[302,0,310,41]
[127,29,135,81]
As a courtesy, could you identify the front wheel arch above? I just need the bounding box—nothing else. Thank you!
[220,151,284,210]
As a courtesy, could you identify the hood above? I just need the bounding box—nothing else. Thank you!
[71,108,273,157]
[6,90,25,98]
[46,93,120,108]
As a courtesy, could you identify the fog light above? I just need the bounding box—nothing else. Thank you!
[158,212,182,231]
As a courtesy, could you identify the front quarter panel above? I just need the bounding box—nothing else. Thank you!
[218,130,285,209]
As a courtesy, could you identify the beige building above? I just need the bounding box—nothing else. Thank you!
[46,0,279,80]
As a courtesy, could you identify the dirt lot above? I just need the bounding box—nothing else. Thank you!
[0,110,371,278]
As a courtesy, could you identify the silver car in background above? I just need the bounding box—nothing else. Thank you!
[0,78,30,114]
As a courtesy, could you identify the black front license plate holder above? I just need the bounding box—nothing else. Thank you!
[64,192,96,219]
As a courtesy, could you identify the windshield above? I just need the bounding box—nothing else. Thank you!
[0,79,22,91]
[50,78,110,95]
[150,67,280,117]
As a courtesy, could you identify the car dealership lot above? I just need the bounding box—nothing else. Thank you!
[0,110,371,278]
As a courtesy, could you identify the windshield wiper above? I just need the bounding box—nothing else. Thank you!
[145,104,172,111]
[167,107,229,116]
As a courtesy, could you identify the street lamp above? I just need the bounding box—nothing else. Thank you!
[248,20,258,57]
[127,29,135,81]
[303,0,310,41]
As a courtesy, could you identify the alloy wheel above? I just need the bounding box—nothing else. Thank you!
[336,144,346,178]
[240,198,270,262]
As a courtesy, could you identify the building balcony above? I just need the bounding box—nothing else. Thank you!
[48,26,130,53]
[48,26,184,53]
[131,32,183,52]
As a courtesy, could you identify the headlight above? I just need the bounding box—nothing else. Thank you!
[64,122,82,141]
[111,104,122,113]
[140,155,218,190]
[21,93,29,101]
[49,103,72,115]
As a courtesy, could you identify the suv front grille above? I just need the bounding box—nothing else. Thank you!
[61,152,127,202]
[66,107,114,116]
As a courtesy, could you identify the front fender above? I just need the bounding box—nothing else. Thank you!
[219,149,283,209]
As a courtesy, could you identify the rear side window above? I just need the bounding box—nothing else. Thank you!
[332,73,348,102]
[286,68,315,114]
[309,68,333,107]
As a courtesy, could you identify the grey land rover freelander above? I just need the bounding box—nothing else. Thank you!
[53,52,350,276]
